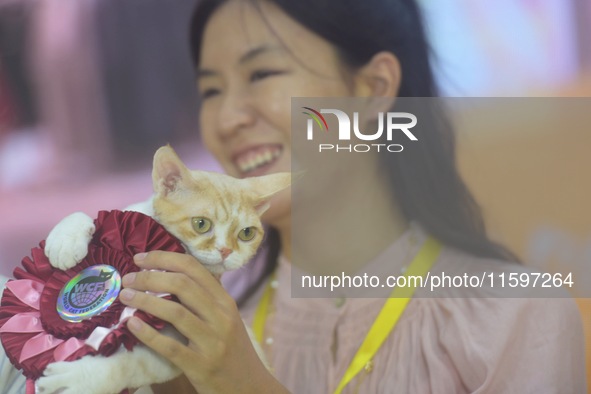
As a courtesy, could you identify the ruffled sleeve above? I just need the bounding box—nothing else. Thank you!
[426,296,586,393]
[381,246,588,394]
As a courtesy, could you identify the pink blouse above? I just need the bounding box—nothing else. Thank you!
[239,227,587,393]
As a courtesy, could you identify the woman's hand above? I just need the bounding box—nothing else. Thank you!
[119,251,289,394]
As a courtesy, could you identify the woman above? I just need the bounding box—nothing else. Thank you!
[120,0,586,393]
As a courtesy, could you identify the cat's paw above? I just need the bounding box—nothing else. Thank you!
[37,358,117,394]
[36,361,78,394]
[45,212,95,270]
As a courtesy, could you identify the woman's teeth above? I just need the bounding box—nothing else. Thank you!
[237,148,281,173]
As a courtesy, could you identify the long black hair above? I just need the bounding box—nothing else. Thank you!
[189,0,519,305]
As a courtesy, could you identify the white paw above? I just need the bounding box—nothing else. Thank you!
[37,357,117,394]
[36,361,86,394]
[36,361,75,394]
[45,212,95,270]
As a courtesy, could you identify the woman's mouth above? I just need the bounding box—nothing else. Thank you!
[234,145,282,176]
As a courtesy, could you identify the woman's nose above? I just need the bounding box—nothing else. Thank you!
[217,90,256,137]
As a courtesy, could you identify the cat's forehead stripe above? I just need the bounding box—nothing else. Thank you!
[197,177,225,217]
[209,185,231,221]
[205,178,251,223]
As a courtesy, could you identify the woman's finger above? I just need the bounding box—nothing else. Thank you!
[121,270,219,320]
[133,251,227,299]
[126,317,197,371]
[120,289,209,341]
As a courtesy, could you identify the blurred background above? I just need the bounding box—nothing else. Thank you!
[0,0,590,384]
[0,0,216,272]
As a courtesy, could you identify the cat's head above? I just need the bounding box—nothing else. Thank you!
[151,146,291,275]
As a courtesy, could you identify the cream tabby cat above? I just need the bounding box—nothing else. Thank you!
[36,146,290,394]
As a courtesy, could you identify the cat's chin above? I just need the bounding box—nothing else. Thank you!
[189,251,222,267]
[199,259,241,276]
[190,254,225,274]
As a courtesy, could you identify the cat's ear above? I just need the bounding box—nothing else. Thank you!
[244,172,292,215]
[152,146,190,195]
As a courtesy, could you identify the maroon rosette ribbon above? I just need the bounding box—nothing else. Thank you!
[0,210,185,391]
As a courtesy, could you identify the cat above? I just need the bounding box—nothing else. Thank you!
[36,145,291,394]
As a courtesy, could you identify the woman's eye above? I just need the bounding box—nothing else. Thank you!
[250,69,284,83]
[200,88,220,100]
[192,217,212,233]
[238,227,257,241]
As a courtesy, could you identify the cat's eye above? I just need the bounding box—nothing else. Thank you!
[192,217,212,234]
[238,227,257,241]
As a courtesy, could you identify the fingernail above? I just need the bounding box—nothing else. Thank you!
[120,288,135,301]
[128,317,143,331]
[122,272,136,286]
[134,253,148,263]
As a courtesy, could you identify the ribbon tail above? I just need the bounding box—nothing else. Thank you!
[19,333,64,363]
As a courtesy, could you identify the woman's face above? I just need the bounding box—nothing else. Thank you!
[197,0,354,226]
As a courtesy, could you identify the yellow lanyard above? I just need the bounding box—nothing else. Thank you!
[252,236,442,394]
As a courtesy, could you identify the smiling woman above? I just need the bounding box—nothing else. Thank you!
[10,0,580,393]
[120,0,589,393]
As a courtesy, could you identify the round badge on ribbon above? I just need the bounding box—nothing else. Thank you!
[57,265,122,323]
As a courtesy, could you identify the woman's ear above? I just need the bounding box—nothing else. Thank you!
[353,51,401,108]
[350,51,401,119]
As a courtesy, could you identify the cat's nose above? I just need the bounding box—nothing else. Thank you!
[219,248,232,260]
